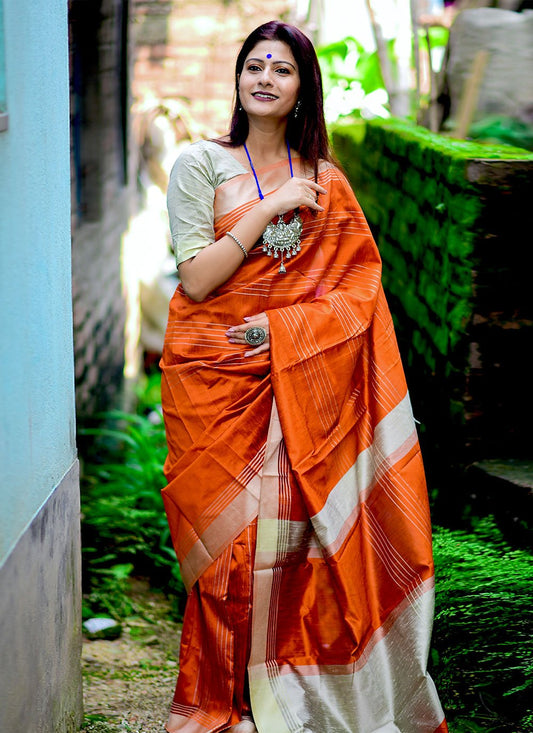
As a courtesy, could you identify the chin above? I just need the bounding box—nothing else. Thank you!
[247,106,291,120]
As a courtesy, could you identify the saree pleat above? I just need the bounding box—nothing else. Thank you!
[161,159,447,732]
[168,522,257,732]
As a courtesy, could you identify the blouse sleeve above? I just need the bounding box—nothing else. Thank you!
[167,144,217,267]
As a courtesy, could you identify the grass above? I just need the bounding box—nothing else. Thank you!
[431,519,533,732]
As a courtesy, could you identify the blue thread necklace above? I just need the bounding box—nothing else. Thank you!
[243,139,303,274]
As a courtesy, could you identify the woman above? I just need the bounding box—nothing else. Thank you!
[161,20,447,733]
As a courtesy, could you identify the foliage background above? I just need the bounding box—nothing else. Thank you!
[80,374,184,621]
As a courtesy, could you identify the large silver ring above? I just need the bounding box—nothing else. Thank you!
[244,326,267,346]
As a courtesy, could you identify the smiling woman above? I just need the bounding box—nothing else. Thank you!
[238,39,300,122]
[160,19,447,733]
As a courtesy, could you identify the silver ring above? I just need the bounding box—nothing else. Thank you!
[244,326,267,346]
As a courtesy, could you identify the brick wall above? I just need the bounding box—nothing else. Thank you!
[332,119,533,495]
[132,0,293,137]
[70,0,139,419]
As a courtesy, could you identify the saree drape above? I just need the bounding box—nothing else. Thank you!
[161,156,447,733]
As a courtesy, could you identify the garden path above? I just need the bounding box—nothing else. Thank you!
[81,579,181,733]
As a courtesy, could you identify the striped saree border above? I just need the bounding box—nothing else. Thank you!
[249,577,445,733]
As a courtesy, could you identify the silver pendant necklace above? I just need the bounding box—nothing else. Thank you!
[244,139,302,274]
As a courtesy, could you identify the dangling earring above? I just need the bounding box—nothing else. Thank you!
[293,100,302,118]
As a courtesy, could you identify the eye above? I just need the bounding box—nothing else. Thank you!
[275,67,291,75]
[246,64,262,72]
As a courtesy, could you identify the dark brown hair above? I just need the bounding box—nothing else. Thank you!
[228,21,332,166]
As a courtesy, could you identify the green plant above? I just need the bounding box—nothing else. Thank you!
[468,115,533,152]
[432,518,533,731]
[134,370,166,415]
[80,377,184,620]
[317,36,390,123]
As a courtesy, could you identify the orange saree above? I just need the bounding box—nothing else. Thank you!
[161,155,447,733]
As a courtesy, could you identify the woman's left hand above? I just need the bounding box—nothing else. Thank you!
[226,312,270,357]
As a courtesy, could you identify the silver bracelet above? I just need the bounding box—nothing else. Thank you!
[226,231,248,259]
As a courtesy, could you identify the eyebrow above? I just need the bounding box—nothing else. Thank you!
[246,57,297,70]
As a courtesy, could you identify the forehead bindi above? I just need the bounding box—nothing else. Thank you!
[246,40,296,67]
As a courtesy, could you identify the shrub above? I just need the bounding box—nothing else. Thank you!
[80,374,184,620]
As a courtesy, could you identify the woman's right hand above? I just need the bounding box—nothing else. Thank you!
[177,178,326,303]
[266,177,326,217]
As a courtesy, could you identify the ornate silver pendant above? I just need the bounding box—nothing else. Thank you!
[262,211,303,274]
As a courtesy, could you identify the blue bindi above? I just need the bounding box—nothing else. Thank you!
[266,53,272,59]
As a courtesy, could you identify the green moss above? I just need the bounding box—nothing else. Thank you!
[447,299,473,333]
[450,194,482,227]
[421,280,448,322]
[412,328,426,356]
[448,223,476,259]
[367,117,533,160]
[331,117,530,430]
[448,277,472,299]
[382,249,408,288]
[330,119,366,146]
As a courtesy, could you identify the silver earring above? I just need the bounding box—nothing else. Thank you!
[294,100,301,118]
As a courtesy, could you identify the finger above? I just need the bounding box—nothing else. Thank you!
[226,323,249,333]
[307,182,328,194]
[244,341,270,358]
[293,177,326,193]
[226,329,248,342]
[226,318,264,334]
[226,317,269,345]
[226,319,268,336]
[225,327,248,341]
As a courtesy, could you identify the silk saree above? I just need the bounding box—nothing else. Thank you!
[161,152,447,733]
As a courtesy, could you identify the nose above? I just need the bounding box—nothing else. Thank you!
[258,67,273,86]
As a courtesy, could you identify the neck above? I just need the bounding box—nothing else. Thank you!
[244,120,289,164]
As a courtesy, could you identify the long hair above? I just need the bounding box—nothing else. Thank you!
[227,21,332,166]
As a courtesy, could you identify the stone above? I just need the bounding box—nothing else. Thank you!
[445,8,533,125]
[83,617,123,640]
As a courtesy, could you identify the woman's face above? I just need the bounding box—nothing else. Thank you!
[238,40,300,122]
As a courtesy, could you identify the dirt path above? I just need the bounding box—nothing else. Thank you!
[81,580,182,733]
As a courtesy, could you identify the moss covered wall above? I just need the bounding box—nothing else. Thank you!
[332,119,533,494]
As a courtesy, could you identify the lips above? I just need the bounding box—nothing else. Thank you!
[252,92,278,100]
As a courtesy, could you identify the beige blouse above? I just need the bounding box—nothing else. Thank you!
[167,140,247,267]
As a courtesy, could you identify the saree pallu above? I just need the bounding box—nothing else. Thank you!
[161,159,447,733]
